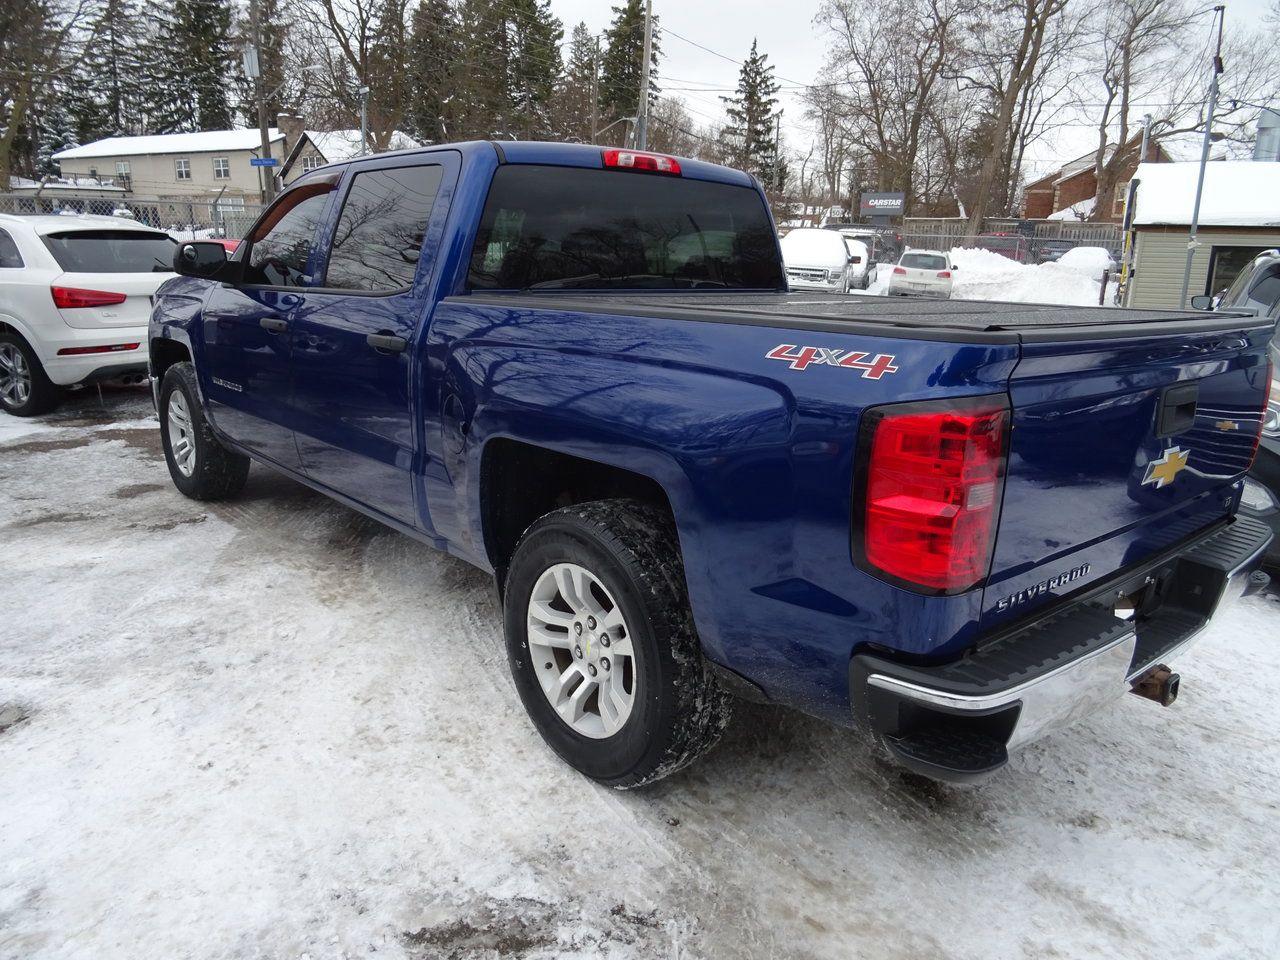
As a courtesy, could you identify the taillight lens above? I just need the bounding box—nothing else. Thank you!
[601,149,682,175]
[893,266,907,275]
[57,343,139,356]
[854,396,1010,593]
[51,286,128,309]
[936,270,952,279]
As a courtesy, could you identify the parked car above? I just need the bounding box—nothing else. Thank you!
[1033,238,1074,263]
[0,214,176,416]
[974,232,1031,262]
[887,249,955,298]
[825,222,903,263]
[1191,248,1280,570]
[151,141,1271,788]
[781,227,868,292]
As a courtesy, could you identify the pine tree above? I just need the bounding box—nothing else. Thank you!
[720,39,780,183]
[599,0,660,136]
[506,0,563,138]
[407,0,459,143]
[145,0,239,133]
[556,22,597,142]
[452,0,511,138]
[73,0,148,139]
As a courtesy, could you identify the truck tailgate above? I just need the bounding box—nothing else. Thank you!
[981,321,1272,630]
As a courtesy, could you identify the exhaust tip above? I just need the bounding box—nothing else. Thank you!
[1130,664,1180,707]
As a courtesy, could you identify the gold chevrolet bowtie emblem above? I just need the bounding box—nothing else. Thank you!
[1215,420,1239,432]
[1142,446,1190,489]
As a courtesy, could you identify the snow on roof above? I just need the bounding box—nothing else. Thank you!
[1047,195,1097,221]
[1132,161,1280,226]
[8,175,127,193]
[1054,147,1112,185]
[306,129,421,163]
[53,129,285,160]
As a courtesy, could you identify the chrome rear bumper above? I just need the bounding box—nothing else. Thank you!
[850,516,1273,783]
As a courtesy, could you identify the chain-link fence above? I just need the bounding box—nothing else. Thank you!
[0,192,265,241]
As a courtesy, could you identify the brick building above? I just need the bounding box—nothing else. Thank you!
[1022,139,1171,222]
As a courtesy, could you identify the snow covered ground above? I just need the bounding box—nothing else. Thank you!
[3,388,1280,960]
[864,246,1118,306]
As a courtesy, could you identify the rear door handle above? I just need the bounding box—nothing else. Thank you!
[260,316,289,333]
[367,333,408,354]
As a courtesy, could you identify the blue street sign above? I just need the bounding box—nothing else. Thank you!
[250,157,279,167]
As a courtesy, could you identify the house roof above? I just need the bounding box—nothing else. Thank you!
[53,129,285,160]
[1132,161,1280,226]
[305,129,421,163]
[1047,195,1097,221]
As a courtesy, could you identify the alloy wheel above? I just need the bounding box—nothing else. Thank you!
[526,562,637,739]
[0,343,31,408]
[167,390,197,476]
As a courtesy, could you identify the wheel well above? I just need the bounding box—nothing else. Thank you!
[150,338,191,384]
[0,320,29,344]
[481,439,675,576]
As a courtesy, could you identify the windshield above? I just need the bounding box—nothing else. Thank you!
[41,230,176,273]
[467,165,784,290]
[900,253,948,270]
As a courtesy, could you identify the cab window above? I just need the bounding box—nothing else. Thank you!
[323,165,443,292]
[243,176,337,286]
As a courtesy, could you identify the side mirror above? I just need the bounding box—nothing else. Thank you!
[950,265,958,271]
[1189,294,1214,311]
[848,255,862,264]
[173,241,239,282]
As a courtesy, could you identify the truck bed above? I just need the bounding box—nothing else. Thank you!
[460,291,1266,343]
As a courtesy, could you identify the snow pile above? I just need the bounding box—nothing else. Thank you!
[1056,245,1115,279]
[1047,196,1096,221]
[949,245,1111,305]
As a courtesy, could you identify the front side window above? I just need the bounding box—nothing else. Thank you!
[213,157,230,179]
[0,228,23,268]
[242,177,336,286]
[324,164,443,292]
[175,158,191,181]
[467,165,783,290]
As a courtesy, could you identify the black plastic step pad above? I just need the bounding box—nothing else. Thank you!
[888,727,1009,775]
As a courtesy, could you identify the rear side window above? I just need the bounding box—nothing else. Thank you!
[468,165,783,290]
[243,177,336,286]
[324,165,443,292]
[41,230,175,272]
[901,253,947,270]
[0,228,21,268]
[1245,269,1280,312]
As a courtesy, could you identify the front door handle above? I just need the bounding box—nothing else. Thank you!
[260,316,289,333]
[367,333,408,354]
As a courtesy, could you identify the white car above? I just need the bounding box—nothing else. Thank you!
[887,249,955,298]
[781,227,872,292]
[0,214,176,416]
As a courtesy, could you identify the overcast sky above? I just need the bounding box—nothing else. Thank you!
[549,0,1276,179]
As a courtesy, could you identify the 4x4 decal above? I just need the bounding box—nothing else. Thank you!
[765,344,899,379]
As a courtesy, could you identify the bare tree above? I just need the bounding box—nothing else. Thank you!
[958,0,1071,231]
[814,0,969,216]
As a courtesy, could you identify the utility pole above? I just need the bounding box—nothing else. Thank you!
[773,113,782,190]
[1179,5,1225,308]
[358,86,370,156]
[247,0,274,203]
[590,37,600,144]
[635,0,653,149]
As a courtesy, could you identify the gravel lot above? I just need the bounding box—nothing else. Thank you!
[2,387,1279,960]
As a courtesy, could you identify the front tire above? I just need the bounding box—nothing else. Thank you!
[503,500,732,789]
[0,333,61,417]
[159,362,249,500]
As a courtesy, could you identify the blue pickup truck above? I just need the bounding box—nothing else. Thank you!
[149,141,1274,787]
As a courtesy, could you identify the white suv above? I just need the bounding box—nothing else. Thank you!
[0,214,176,416]
[887,249,955,299]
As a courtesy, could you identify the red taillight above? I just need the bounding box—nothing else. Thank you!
[56,343,139,356]
[601,149,682,175]
[854,397,1010,593]
[52,286,128,309]
[936,270,952,279]
[893,266,907,275]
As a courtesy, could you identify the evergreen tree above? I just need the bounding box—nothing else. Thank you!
[720,39,780,183]
[407,0,459,143]
[145,0,239,132]
[452,0,511,138]
[506,0,562,138]
[556,21,598,141]
[599,0,660,136]
[74,0,148,139]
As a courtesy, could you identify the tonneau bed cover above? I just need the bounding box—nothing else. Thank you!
[460,291,1268,343]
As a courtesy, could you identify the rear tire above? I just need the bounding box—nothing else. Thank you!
[0,333,61,417]
[159,362,249,500]
[503,499,732,789]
